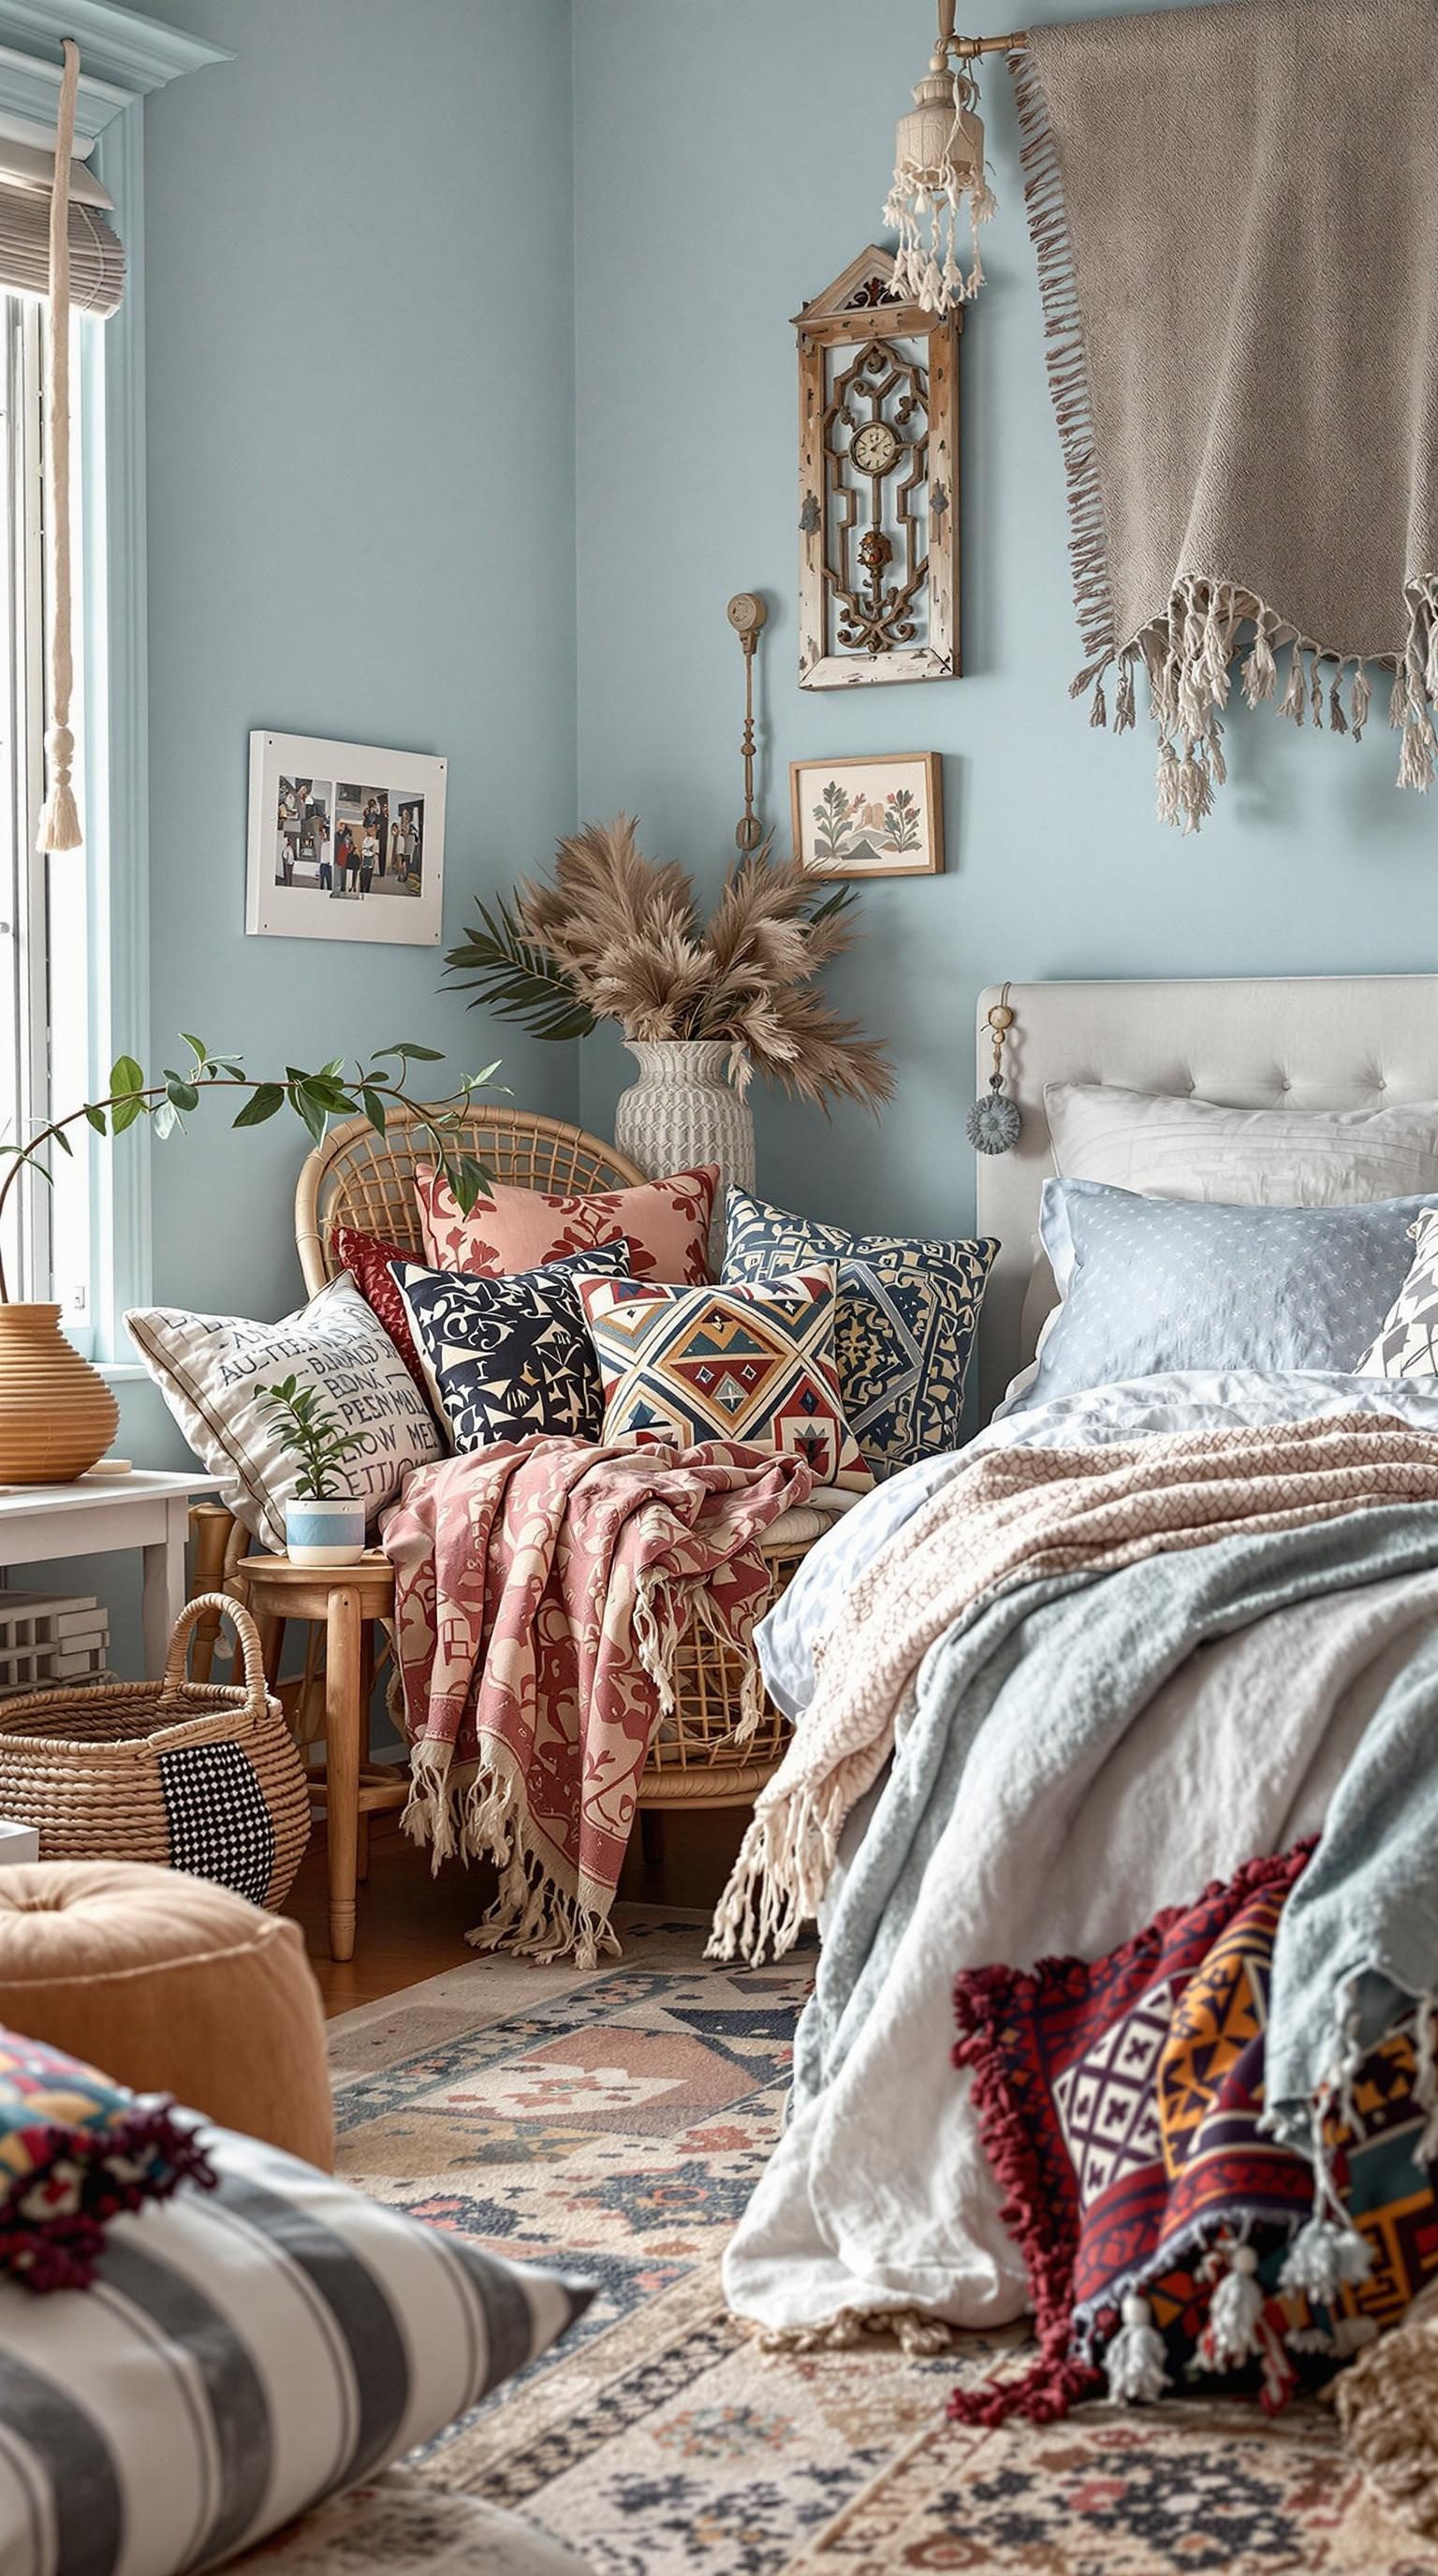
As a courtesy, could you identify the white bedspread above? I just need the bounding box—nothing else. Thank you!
[726,1370,1438,2336]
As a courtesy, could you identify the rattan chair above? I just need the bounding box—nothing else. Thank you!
[191,1105,821,1814]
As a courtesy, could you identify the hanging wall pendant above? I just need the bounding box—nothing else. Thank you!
[967,987,1020,1155]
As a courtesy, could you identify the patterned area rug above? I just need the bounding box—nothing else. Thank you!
[327,1910,1436,2576]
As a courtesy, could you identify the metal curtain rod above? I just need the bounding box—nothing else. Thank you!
[935,4,1030,57]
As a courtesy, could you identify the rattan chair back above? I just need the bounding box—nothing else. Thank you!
[294,1105,646,1295]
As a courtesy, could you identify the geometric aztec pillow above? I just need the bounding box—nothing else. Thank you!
[0,2117,594,2576]
[391,1242,631,1453]
[1357,1207,1438,1378]
[415,1162,717,1286]
[577,1266,872,1493]
[723,1186,997,1477]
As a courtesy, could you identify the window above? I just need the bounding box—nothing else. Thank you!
[0,294,95,1340]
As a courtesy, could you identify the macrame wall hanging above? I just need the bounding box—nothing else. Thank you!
[38,37,81,853]
[885,0,1438,833]
[882,0,1002,316]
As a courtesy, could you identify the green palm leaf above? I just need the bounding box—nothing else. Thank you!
[443,897,594,1042]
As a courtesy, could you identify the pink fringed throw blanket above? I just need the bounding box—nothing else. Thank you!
[384,1437,813,1966]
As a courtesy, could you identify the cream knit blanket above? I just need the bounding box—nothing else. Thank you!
[709,1416,1438,1964]
[1013,0,1438,830]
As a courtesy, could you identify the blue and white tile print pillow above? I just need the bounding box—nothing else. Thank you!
[392,1241,630,1453]
[0,2118,592,2576]
[1010,1177,1438,1412]
[722,1186,997,1477]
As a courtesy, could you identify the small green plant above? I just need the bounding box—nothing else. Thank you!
[258,1377,368,1502]
[0,1033,505,1304]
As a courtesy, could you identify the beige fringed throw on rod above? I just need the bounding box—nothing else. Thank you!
[1008,0,1438,831]
[37,37,81,854]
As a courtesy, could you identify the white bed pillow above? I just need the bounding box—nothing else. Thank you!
[1046,1081,1438,1206]
[0,2120,592,2576]
[126,1272,442,1551]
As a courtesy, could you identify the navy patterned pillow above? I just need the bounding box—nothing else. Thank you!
[722,1186,997,1477]
[391,1243,630,1454]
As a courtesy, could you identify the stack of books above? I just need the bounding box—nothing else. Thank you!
[0,1590,111,1697]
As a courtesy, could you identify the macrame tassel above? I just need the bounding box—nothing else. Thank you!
[1399,716,1435,792]
[1279,649,1307,726]
[1155,741,1181,827]
[1104,2293,1170,2405]
[1329,677,1348,736]
[1310,657,1327,724]
[1195,2244,1265,2373]
[1090,674,1108,728]
[1279,2214,1373,2305]
[37,38,81,854]
[1114,652,1137,733]
[1242,622,1278,708]
[1351,667,1372,740]
[1179,753,1213,833]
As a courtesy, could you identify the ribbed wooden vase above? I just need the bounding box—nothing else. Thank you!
[613,1039,756,1272]
[0,1303,119,1484]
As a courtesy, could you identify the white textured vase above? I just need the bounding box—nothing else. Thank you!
[613,1040,756,1272]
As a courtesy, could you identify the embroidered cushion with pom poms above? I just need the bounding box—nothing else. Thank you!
[949,1840,1438,2426]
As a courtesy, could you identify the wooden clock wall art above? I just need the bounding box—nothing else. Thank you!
[796,245,961,689]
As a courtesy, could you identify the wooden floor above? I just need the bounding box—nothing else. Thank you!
[286,1807,750,2015]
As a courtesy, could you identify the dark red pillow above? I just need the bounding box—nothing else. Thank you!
[330,1223,427,1391]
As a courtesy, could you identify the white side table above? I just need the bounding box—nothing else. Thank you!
[0,1470,223,1675]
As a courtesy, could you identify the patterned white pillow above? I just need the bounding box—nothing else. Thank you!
[1357,1209,1438,1377]
[0,2120,592,2576]
[126,1273,443,1550]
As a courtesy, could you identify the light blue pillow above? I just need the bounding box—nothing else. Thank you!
[1011,1178,1438,1412]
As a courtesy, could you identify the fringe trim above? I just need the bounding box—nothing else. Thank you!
[404,1739,621,1970]
[1008,46,1120,689]
[705,1774,846,1966]
[0,2102,215,2294]
[737,2305,955,2359]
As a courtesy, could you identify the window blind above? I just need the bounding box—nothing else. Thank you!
[0,181,122,316]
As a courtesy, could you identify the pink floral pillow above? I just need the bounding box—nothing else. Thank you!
[416,1164,717,1286]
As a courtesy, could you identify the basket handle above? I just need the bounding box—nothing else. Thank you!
[161,1594,270,1720]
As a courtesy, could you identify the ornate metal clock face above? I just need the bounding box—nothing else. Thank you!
[852,418,902,476]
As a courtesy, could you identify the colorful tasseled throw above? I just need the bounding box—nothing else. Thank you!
[951,1839,1438,2424]
[0,2028,213,2291]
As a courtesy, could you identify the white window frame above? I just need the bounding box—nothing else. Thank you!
[0,4,230,1370]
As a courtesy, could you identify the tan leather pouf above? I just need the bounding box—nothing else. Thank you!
[0,1861,334,2170]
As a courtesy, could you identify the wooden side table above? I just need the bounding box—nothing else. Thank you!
[230,1554,404,1962]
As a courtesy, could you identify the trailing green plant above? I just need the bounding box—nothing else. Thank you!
[0,1034,504,1304]
[258,1375,368,1502]
[443,816,891,1114]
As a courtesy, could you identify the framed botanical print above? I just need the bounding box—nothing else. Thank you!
[245,731,447,944]
[791,752,944,879]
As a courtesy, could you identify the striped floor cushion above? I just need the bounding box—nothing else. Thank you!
[0,2122,594,2576]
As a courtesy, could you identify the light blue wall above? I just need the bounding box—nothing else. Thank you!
[133,0,579,1349]
[98,0,580,1654]
[570,0,1438,1245]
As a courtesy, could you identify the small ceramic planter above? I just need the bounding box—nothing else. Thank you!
[284,1498,366,1567]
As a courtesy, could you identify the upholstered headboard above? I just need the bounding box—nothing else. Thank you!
[973,975,1438,1422]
